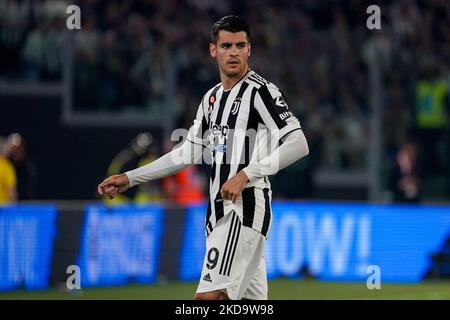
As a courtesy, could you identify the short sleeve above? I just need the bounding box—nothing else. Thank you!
[254,84,302,141]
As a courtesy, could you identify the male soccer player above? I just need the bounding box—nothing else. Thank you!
[98,15,309,300]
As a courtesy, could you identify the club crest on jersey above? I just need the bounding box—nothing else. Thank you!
[208,95,216,112]
[231,97,241,115]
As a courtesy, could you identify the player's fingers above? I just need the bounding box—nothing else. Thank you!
[98,179,110,189]
[98,179,113,195]
[108,187,119,199]
[110,188,120,198]
[100,184,113,196]
[105,185,116,194]
[99,176,118,189]
[98,182,110,195]
[231,193,238,204]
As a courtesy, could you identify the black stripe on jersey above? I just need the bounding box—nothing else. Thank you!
[225,82,249,165]
[248,74,265,87]
[207,220,213,234]
[242,187,256,229]
[199,115,209,143]
[212,90,231,223]
[237,87,260,173]
[220,82,249,191]
[252,72,269,85]
[261,188,271,237]
[215,90,230,128]
[207,84,222,124]
[213,191,224,223]
[206,201,212,235]
[248,73,268,87]
[219,212,237,275]
[225,217,241,276]
[257,85,288,129]
[237,135,249,174]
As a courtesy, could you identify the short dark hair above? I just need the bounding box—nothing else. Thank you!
[211,15,251,44]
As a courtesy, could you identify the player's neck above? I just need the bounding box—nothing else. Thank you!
[221,66,250,91]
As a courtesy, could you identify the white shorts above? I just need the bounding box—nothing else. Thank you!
[196,211,268,300]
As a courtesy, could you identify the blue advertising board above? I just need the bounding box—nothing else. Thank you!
[180,202,450,282]
[77,204,164,286]
[179,203,207,280]
[0,205,57,291]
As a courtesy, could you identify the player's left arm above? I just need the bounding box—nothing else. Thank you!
[241,128,309,182]
[241,84,309,182]
[221,84,309,203]
[220,129,308,203]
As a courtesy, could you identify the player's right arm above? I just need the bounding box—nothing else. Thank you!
[98,101,208,199]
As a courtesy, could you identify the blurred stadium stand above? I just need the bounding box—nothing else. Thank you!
[1,0,449,202]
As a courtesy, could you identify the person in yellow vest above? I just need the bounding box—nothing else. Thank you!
[416,69,448,129]
[415,65,449,176]
[104,132,163,205]
[0,136,17,205]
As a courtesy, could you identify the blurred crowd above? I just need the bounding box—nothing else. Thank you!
[1,0,449,201]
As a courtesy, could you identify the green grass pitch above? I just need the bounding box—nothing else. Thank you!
[1,279,449,300]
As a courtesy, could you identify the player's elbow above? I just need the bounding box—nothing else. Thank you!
[297,143,309,161]
[302,142,309,158]
[303,135,310,157]
[295,130,309,158]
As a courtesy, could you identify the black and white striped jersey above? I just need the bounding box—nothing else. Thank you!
[186,69,302,237]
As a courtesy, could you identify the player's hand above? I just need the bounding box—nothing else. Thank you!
[97,174,130,199]
[220,171,249,204]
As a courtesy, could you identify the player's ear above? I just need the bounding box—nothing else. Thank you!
[248,42,251,57]
[210,42,216,58]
